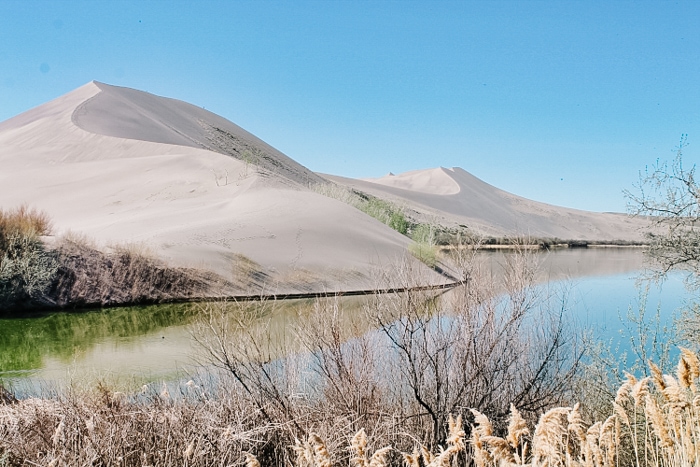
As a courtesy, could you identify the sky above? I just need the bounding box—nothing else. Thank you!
[1,1,698,213]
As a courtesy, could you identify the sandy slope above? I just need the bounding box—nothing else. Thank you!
[0,82,438,293]
[326,167,648,241]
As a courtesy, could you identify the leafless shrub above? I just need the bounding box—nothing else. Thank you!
[190,247,582,462]
[49,236,217,307]
[0,381,275,466]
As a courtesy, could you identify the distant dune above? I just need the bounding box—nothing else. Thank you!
[0,82,440,294]
[326,167,647,241]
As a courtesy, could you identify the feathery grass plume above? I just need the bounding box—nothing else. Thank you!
[612,402,629,426]
[614,379,632,407]
[351,429,368,467]
[631,377,650,407]
[309,433,332,467]
[680,348,700,389]
[677,354,692,390]
[402,447,420,467]
[678,348,700,395]
[368,446,392,467]
[649,360,666,392]
[661,374,686,407]
[598,415,617,467]
[583,422,603,467]
[293,437,314,466]
[471,431,493,467]
[567,403,586,441]
[645,396,674,448]
[245,453,261,467]
[421,445,436,465]
[470,408,493,437]
[447,414,465,451]
[160,382,170,400]
[532,407,570,466]
[507,404,529,449]
[482,435,516,464]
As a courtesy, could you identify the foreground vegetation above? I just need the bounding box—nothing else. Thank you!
[2,345,698,466]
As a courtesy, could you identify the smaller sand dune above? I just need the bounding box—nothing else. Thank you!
[326,167,648,242]
[361,167,461,195]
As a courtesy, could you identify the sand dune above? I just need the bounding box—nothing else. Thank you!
[326,167,647,241]
[1,81,649,299]
[0,82,439,293]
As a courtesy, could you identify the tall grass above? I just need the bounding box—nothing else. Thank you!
[3,352,699,466]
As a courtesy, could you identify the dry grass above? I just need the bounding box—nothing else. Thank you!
[0,206,221,311]
[3,324,700,466]
[51,235,216,307]
[0,204,52,240]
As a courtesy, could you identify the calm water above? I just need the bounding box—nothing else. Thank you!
[0,248,693,393]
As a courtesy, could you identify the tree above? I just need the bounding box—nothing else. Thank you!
[625,135,700,344]
[625,136,700,284]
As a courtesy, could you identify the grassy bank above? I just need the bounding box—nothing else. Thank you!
[0,206,218,313]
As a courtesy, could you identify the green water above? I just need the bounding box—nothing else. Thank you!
[0,303,197,379]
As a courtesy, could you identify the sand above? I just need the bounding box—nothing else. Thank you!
[0,82,442,293]
[326,167,648,241]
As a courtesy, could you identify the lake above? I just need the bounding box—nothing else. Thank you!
[0,248,693,395]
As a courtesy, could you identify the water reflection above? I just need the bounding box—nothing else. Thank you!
[0,248,685,392]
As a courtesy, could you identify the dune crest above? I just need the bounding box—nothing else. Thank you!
[362,167,461,195]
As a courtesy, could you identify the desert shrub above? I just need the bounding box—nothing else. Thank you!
[1,206,219,311]
[51,236,214,307]
[4,350,700,466]
[194,249,582,456]
[0,206,57,310]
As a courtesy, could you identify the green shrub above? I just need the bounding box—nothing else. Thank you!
[408,242,438,268]
[313,183,411,235]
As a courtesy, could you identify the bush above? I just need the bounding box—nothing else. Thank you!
[0,206,218,312]
[0,206,57,310]
[50,236,214,307]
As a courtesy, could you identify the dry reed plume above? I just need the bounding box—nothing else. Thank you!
[470,349,700,467]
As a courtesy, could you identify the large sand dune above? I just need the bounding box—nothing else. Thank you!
[0,82,438,293]
[326,167,647,241]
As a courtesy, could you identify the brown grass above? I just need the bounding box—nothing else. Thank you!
[0,206,222,310]
[0,204,52,240]
[50,235,216,307]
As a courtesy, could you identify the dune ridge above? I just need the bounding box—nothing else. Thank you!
[326,166,647,241]
[1,82,440,295]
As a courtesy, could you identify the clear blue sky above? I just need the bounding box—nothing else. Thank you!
[1,1,698,213]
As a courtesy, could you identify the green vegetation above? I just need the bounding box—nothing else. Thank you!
[312,182,409,235]
[0,303,195,372]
